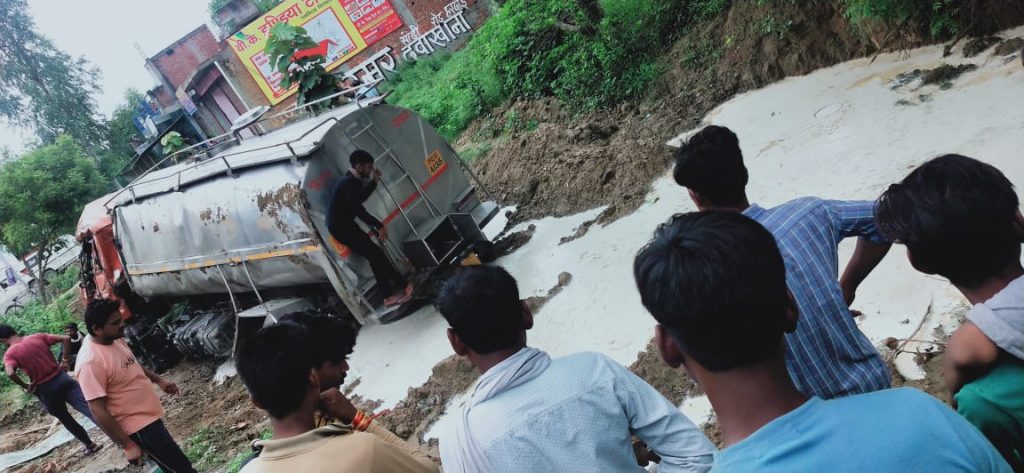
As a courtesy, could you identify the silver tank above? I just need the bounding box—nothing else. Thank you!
[107,99,497,323]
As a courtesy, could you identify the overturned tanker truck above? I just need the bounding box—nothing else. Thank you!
[75,96,500,370]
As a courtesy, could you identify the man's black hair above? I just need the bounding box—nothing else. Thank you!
[277,312,358,365]
[634,212,790,372]
[876,154,1022,289]
[435,265,525,354]
[673,125,749,207]
[0,324,16,340]
[83,299,121,336]
[65,322,78,331]
[236,322,317,419]
[349,149,374,167]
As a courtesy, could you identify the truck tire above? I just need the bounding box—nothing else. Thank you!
[43,268,57,283]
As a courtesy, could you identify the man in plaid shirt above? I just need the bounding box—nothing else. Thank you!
[672,125,891,399]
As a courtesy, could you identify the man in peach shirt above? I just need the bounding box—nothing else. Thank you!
[76,300,196,472]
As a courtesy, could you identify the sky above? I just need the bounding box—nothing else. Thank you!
[0,0,216,153]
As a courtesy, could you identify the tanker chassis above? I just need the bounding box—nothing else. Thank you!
[75,97,499,369]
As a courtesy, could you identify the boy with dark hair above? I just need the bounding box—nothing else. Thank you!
[673,125,891,399]
[327,149,412,306]
[236,322,437,473]
[77,300,195,472]
[634,211,1011,472]
[1,324,102,456]
[277,312,360,427]
[875,154,1024,469]
[434,265,715,473]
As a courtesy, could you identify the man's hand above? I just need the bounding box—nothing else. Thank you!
[60,359,71,371]
[841,283,855,307]
[319,388,357,424]
[376,226,389,242]
[124,441,143,465]
[372,167,382,181]
[157,379,179,395]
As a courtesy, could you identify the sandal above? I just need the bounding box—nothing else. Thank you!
[83,443,103,456]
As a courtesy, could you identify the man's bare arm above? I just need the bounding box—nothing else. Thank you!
[4,363,31,392]
[839,237,892,312]
[89,397,144,463]
[945,321,1000,406]
[142,366,179,394]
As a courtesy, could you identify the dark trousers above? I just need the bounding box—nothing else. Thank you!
[129,419,197,473]
[35,372,96,447]
[333,228,406,296]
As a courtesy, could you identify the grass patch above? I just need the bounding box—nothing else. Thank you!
[458,141,495,164]
[186,427,231,472]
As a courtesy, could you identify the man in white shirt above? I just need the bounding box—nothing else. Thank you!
[434,265,715,473]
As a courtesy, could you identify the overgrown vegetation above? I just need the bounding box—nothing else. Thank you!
[387,0,732,140]
[386,0,984,143]
[844,0,961,37]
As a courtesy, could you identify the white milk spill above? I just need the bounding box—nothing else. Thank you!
[346,27,1024,438]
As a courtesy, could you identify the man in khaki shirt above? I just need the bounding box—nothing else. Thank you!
[237,321,437,473]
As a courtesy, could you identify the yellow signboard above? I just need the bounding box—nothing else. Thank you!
[229,0,403,104]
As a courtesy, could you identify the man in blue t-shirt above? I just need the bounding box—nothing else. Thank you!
[633,211,1010,472]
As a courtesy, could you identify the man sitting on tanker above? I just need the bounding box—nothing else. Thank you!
[328,150,413,306]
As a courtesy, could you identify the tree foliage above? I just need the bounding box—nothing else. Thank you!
[107,89,146,158]
[97,89,147,183]
[266,23,340,111]
[0,136,107,301]
[0,0,107,150]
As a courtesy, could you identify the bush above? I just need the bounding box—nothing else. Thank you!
[49,266,80,294]
[388,0,730,140]
[844,0,960,37]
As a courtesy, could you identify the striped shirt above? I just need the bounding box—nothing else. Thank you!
[744,198,890,399]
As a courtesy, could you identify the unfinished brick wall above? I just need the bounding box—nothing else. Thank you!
[150,26,223,89]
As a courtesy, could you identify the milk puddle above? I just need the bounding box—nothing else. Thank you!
[345,27,1024,443]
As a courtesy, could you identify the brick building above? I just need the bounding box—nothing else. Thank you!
[217,0,493,117]
[122,0,493,178]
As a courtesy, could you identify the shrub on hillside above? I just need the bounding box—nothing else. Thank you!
[388,0,730,139]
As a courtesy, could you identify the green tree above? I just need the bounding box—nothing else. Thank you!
[0,0,107,150]
[0,136,107,303]
[266,23,340,111]
[98,89,148,184]
[107,89,146,157]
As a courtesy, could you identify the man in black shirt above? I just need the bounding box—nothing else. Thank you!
[59,322,84,371]
[327,150,411,306]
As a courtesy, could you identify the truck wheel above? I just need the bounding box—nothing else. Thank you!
[43,268,57,283]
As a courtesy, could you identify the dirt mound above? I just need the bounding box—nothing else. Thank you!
[962,36,1002,57]
[628,339,702,406]
[469,1,873,222]
[524,272,572,313]
[376,355,477,445]
[493,224,535,256]
[994,37,1024,56]
[921,63,979,86]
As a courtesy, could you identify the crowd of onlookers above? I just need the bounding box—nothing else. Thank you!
[2,124,1021,472]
